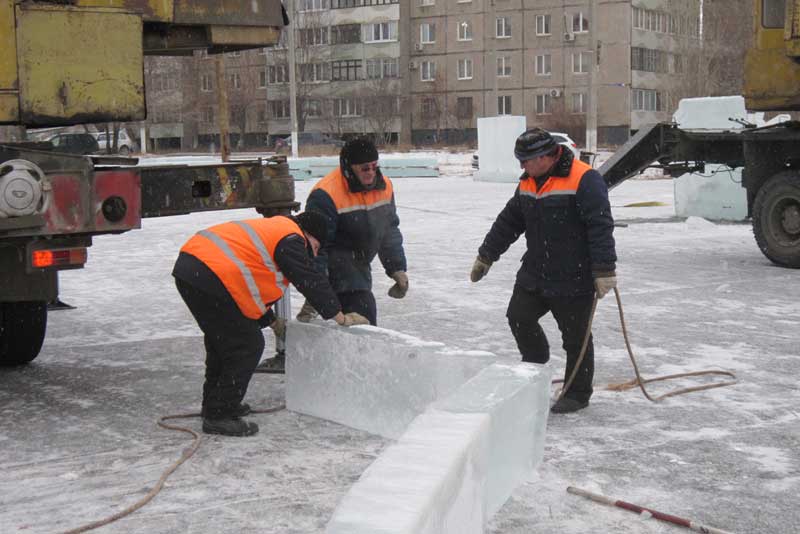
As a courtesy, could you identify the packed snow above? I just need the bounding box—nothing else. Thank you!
[1,152,799,533]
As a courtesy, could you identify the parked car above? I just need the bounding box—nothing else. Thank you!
[45,133,99,155]
[472,131,581,170]
[95,130,137,155]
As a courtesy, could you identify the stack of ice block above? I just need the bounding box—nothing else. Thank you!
[285,322,552,533]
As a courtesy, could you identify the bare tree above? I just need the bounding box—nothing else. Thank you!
[361,77,403,145]
[669,0,752,100]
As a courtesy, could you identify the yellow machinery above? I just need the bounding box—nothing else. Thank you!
[0,0,291,366]
[744,0,800,110]
[0,0,285,126]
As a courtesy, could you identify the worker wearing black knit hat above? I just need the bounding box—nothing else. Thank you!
[172,213,369,436]
[471,127,617,415]
[297,137,408,326]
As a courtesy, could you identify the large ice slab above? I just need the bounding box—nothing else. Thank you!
[434,363,551,516]
[285,322,496,438]
[325,362,552,533]
[326,410,490,534]
[474,115,527,183]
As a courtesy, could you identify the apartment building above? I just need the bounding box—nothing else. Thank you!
[409,0,701,145]
[139,0,700,149]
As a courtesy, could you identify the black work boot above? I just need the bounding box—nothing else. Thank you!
[202,403,251,418]
[550,397,589,414]
[202,417,259,437]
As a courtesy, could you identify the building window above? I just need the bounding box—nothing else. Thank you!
[258,70,267,88]
[270,100,291,118]
[203,107,214,122]
[457,21,473,41]
[535,93,551,114]
[200,74,213,92]
[457,58,473,80]
[420,60,436,81]
[420,96,437,115]
[257,106,268,123]
[632,88,663,111]
[300,63,330,83]
[229,73,241,90]
[498,95,512,115]
[305,99,323,117]
[420,22,435,44]
[366,58,399,79]
[364,22,397,43]
[535,54,551,75]
[331,24,361,44]
[456,97,473,119]
[496,17,511,38]
[268,64,288,84]
[497,56,511,77]
[571,93,586,114]
[572,12,589,33]
[298,0,328,11]
[572,52,591,74]
[226,51,241,58]
[331,59,362,81]
[631,47,667,73]
[333,97,362,117]
[535,14,551,35]
[420,0,434,6]
[299,27,328,46]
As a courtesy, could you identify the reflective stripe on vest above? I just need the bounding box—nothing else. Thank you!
[519,159,592,199]
[181,217,301,319]
[313,167,394,214]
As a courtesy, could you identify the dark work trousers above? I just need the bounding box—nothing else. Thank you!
[175,279,265,418]
[506,283,595,403]
[338,290,377,326]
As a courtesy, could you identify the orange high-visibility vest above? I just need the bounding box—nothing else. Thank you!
[312,167,394,213]
[519,158,592,199]
[180,217,301,319]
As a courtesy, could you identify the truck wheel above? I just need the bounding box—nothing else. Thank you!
[0,301,48,366]
[752,171,800,268]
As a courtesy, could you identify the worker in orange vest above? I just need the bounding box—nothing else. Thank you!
[296,137,408,327]
[471,128,617,414]
[173,211,369,437]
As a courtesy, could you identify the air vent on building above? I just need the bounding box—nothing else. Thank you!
[550,89,562,98]
[414,43,423,51]
[564,32,575,42]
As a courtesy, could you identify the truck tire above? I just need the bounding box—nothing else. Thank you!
[0,301,48,366]
[752,171,800,268]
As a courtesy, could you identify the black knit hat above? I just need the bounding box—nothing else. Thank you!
[514,128,557,161]
[294,210,328,245]
[340,137,379,166]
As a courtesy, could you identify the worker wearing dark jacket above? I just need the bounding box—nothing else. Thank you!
[173,212,369,437]
[470,128,617,414]
[298,137,408,326]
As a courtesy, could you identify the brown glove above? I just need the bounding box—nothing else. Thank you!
[388,271,409,299]
[341,312,370,326]
[269,317,286,339]
[594,273,617,299]
[470,256,492,282]
[296,300,318,323]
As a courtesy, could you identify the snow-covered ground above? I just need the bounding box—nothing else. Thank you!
[1,152,799,533]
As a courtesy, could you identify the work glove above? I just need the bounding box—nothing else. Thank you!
[594,273,617,299]
[296,300,318,323]
[341,312,370,326]
[470,256,493,282]
[269,317,286,339]
[388,271,409,299]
